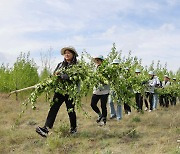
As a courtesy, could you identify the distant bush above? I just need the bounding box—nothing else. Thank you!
[0,64,12,92]
[0,52,40,100]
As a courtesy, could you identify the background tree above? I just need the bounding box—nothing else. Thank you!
[0,64,13,92]
[11,52,39,100]
[39,47,53,80]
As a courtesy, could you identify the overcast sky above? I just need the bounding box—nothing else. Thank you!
[0,0,180,72]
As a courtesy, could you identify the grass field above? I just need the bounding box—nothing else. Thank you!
[0,93,180,154]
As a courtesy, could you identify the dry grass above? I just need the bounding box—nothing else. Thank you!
[0,93,180,154]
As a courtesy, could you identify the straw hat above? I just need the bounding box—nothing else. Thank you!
[112,59,120,64]
[125,67,130,70]
[135,69,141,73]
[164,75,169,78]
[148,71,154,75]
[60,46,78,57]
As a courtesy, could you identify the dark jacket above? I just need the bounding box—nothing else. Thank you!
[53,62,75,80]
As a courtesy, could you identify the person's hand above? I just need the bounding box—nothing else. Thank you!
[60,74,69,80]
[54,71,60,76]
[142,81,147,85]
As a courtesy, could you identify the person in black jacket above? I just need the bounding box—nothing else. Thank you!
[36,46,78,137]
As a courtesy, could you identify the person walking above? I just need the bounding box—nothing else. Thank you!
[90,55,110,125]
[159,75,171,108]
[36,46,78,137]
[143,71,156,112]
[123,67,132,115]
[170,78,177,106]
[108,59,122,120]
[134,69,143,112]
[152,73,161,110]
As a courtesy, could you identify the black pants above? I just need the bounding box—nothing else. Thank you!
[171,96,176,106]
[45,93,77,130]
[159,94,169,107]
[91,94,109,118]
[135,93,143,111]
[124,103,131,114]
[144,92,154,110]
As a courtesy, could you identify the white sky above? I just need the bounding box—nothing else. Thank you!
[0,0,180,72]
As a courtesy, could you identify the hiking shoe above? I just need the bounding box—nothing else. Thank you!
[102,117,106,125]
[70,128,77,134]
[144,107,148,111]
[96,115,103,123]
[117,117,122,121]
[110,115,116,119]
[36,126,49,137]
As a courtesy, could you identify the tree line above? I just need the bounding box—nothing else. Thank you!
[0,44,179,104]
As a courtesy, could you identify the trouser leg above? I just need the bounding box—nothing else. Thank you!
[117,103,122,119]
[64,95,77,130]
[100,94,109,118]
[135,93,139,110]
[149,93,154,110]
[164,95,169,108]
[124,103,131,113]
[171,96,176,106]
[159,95,162,106]
[136,93,142,111]
[139,94,143,110]
[91,94,101,115]
[153,94,158,109]
[144,92,149,109]
[108,95,116,116]
[45,93,65,128]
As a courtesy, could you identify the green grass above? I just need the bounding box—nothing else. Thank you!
[0,93,180,154]
[132,116,141,123]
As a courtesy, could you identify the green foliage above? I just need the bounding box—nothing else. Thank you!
[28,58,92,109]
[0,44,179,112]
[24,43,179,111]
[11,52,39,90]
[0,52,39,94]
[132,116,141,123]
[0,64,13,92]
[40,66,51,81]
[123,128,139,139]
[54,123,70,137]
[156,83,180,97]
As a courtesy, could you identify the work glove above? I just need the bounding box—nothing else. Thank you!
[60,74,69,80]
[142,81,147,85]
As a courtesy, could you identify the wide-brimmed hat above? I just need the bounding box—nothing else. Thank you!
[125,67,130,70]
[60,46,78,57]
[148,71,154,75]
[112,59,120,64]
[94,55,104,61]
[135,69,141,73]
[164,75,169,78]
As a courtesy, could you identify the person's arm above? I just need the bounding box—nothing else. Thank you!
[53,63,62,76]
[149,79,156,87]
